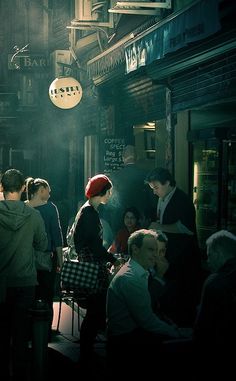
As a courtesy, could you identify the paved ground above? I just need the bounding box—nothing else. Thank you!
[43,301,108,380]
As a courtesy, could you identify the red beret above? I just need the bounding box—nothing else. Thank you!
[85,174,112,198]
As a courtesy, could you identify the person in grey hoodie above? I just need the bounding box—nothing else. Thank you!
[0,168,48,381]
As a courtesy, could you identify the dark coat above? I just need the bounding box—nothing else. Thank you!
[160,188,202,325]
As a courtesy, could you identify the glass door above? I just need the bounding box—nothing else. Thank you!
[192,139,220,250]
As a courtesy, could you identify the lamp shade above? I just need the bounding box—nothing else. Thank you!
[49,76,83,109]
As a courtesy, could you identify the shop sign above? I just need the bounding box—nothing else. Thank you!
[125,0,221,74]
[8,55,49,70]
[49,76,83,109]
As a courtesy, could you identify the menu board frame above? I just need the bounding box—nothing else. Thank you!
[102,137,126,174]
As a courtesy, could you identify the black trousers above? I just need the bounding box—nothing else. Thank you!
[79,290,107,360]
[36,254,57,332]
[0,286,35,381]
[107,329,194,380]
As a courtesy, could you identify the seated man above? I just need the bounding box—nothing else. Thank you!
[106,229,190,376]
[193,230,236,379]
[148,230,187,326]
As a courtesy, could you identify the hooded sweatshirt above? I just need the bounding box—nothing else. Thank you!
[0,200,48,301]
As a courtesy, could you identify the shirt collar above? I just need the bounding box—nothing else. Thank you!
[129,258,149,279]
[160,186,176,202]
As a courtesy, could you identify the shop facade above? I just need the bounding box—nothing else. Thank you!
[81,0,236,250]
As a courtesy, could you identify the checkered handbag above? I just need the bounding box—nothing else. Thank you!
[61,259,99,292]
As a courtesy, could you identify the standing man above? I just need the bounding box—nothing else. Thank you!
[0,169,48,381]
[145,167,202,326]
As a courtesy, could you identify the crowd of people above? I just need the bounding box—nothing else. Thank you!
[1,145,236,380]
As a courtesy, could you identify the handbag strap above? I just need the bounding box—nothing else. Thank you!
[66,210,81,247]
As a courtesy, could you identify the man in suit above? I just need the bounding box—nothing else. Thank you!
[145,167,202,326]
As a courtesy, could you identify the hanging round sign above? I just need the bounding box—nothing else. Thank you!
[49,76,83,109]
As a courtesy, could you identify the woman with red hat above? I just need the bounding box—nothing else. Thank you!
[73,174,117,367]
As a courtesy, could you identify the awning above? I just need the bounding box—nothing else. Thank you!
[87,0,221,80]
[125,0,221,74]
[87,35,129,79]
[86,14,154,80]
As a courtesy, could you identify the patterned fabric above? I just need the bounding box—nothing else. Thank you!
[79,246,110,292]
[61,259,99,292]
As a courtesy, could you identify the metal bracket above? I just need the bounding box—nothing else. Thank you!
[108,0,171,14]
[116,1,171,8]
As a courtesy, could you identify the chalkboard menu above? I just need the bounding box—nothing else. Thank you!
[103,137,125,174]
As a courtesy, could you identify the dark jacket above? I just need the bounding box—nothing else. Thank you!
[194,258,236,351]
[74,202,114,264]
[35,201,63,252]
[162,187,198,264]
[160,188,202,325]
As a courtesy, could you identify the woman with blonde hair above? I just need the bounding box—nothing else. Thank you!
[25,177,63,341]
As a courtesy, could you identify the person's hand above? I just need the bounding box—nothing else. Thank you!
[109,258,125,278]
[149,221,161,231]
[113,258,125,270]
[113,254,126,267]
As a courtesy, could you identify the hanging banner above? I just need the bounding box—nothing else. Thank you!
[125,0,221,74]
